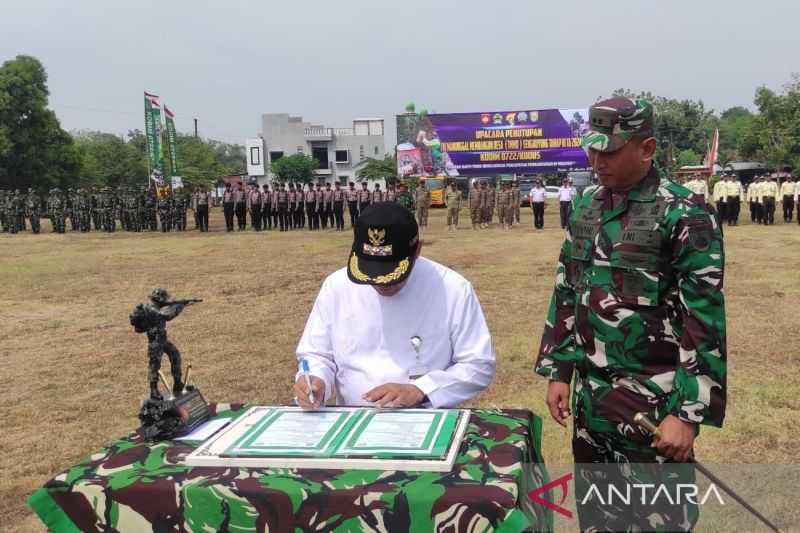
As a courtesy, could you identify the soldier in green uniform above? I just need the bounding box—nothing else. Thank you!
[7,190,22,233]
[535,98,726,532]
[396,182,415,212]
[90,187,102,230]
[51,188,66,233]
[444,181,462,231]
[26,188,41,234]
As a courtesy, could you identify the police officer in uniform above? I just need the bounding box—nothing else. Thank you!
[322,183,334,229]
[248,183,262,231]
[233,182,247,230]
[347,182,359,227]
[358,182,372,216]
[414,179,431,233]
[333,181,345,230]
[780,176,795,223]
[536,98,726,532]
[261,184,272,231]
[222,183,235,231]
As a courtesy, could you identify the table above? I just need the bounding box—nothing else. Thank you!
[28,404,552,532]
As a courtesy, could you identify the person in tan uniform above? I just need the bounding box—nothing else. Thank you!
[444,181,462,231]
[479,181,490,229]
[512,181,521,224]
[496,182,514,230]
[414,179,431,232]
[747,176,762,224]
[195,186,210,232]
[724,174,743,226]
[762,176,779,225]
[468,181,481,230]
[486,182,496,226]
[780,176,795,223]
[712,176,727,225]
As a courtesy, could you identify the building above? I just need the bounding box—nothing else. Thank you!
[246,114,385,186]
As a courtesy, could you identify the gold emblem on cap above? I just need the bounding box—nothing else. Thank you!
[350,253,409,285]
[368,228,386,246]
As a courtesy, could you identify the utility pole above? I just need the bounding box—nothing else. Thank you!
[194,118,198,138]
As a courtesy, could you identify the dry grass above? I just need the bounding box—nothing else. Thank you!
[1,205,799,532]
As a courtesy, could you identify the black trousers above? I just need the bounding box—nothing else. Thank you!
[333,202,344,230]
[298,205,306,227]
[715,201,727,227]
[764,197,776,225]
[235,203,246,229]
[359,201,371,217]
[262,204,272,230]
[311,209,320,230]
[294,206,302,228]
[348,201,358,227]
[321,206,330,229]
[559,201,571,228]
[197,204,209,232]
[272,205,279,228]
[306,206,316,231]
[783,195,794,222]
[223,202,234,231]
[251,205,262,230]
[278,203,289,231]
[532,202,544,229]
[726,197,740,225]
[750,201,758,222]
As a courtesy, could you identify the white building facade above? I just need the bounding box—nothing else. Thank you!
[246,114,385,186]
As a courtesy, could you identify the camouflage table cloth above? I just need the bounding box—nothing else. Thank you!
[29,404,552,532]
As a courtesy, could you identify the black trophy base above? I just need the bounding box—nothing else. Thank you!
[138,387,210,441]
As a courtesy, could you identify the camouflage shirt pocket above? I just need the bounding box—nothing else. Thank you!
[610,264,660,306]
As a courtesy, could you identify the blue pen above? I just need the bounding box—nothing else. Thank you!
[301,359,316,406]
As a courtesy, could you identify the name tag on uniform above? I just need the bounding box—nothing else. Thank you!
[408,365,429,380]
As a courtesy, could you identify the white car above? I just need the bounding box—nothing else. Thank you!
[545,186,560,199]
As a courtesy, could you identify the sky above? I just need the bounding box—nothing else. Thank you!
[2,0,798,147]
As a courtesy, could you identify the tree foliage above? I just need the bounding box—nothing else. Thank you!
[356,154,396,182]
[270,153,318,183]
[0,55,80,190]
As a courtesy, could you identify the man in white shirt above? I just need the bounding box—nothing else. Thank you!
[529,180,546,229]
[557,178,574,228]
[294,202,496,409]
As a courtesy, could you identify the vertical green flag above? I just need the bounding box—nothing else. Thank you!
[163,105,179,177]
[144,92,164,181]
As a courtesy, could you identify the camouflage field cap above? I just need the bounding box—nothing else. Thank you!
[581,97,655,153]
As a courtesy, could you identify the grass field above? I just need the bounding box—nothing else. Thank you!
[2,205,799,532]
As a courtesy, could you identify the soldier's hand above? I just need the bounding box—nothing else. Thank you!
[652,415,696,462]
[364,383,425,408]
[546,380,571,427]
[293,376,325,410]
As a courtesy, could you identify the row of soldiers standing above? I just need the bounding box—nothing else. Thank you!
[462,180,522,231]
[0,187,190,234]
[683,173,800,226]
[217,181,418,233]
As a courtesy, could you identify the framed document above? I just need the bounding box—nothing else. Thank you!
[185,406,470,472]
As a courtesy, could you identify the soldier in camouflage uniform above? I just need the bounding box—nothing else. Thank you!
[90,187,102,230]
[144,188,158,231]
[0,190,6,232]
[67,188,78,231]
[77,188,92,231]
[51,188,66,233]
[174,191,188,231]
[535,98,726,532]
[158,192,173,232]
[26,188,41,234]
[396,182,415,212]
[7,190,23,233]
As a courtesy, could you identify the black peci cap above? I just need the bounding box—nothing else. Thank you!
[347,202,419,286]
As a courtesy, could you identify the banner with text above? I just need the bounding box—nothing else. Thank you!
[163,105,179,177]
[144,92,164,180]
[396,109,591,177]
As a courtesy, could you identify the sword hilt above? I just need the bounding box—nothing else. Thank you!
[633,412,661,436]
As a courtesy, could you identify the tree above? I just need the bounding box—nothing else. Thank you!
[611,89,717,172]
[270,153,318,183]
[717,107,758,163]
[356,154,396,182]
[750,76,800,171]
[73,130,147,187]
[0,55,80,189]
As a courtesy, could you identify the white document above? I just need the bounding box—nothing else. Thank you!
[252,411,343,448]
[352,412,437,449]
[175,418,230,442]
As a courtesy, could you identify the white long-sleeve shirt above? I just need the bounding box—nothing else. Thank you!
[529,188,546,203]
[295,257,496,408]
